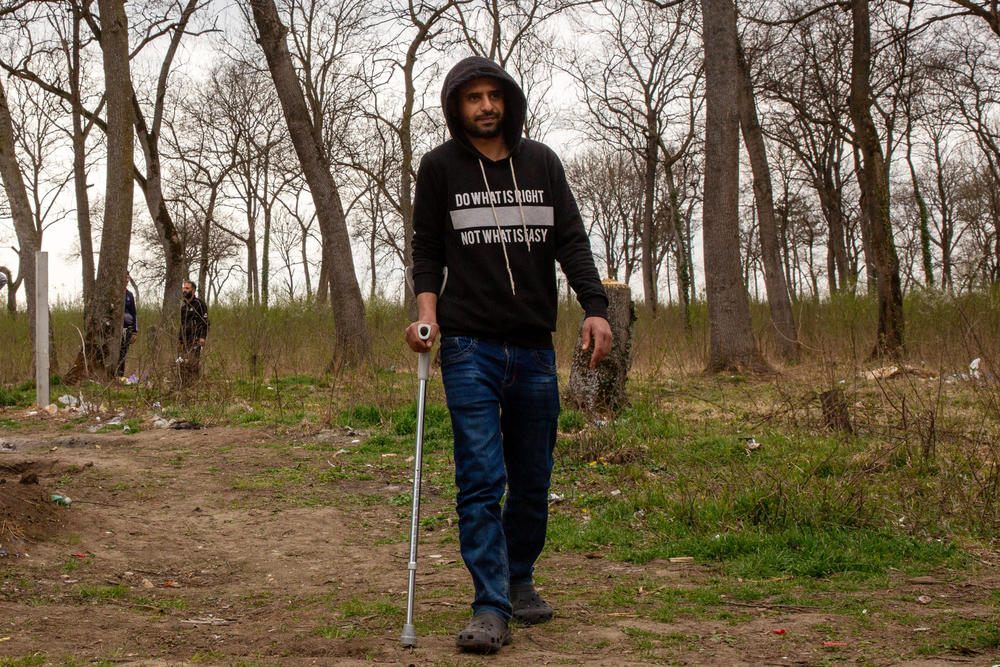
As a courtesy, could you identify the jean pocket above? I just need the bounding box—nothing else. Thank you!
[440,336,478,366]
[530,348,557,375]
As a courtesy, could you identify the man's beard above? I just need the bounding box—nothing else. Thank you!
[463,113,502,139]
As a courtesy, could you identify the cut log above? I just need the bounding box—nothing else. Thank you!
[566,280,634,417]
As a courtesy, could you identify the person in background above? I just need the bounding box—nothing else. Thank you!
[178,279,209,385]
[405,56,612,654]
[117,271,138,377]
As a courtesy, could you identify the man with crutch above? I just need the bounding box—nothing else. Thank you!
[404,56,612,654]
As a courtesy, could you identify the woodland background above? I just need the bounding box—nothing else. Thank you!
[1,0,1000,378]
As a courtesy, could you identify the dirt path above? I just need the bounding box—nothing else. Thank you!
[0,419,991,665]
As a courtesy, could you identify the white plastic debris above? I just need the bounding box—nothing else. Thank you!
[970,358,982,379]
[57,394,79,407]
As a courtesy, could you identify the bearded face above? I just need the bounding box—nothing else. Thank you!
[458,77,504,140]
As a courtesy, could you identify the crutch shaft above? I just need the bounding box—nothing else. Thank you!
[402,325,432,647]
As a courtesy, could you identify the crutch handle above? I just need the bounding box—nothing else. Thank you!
[416,324,432,380]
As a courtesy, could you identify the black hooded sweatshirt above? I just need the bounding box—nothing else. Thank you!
[411,56,608,349]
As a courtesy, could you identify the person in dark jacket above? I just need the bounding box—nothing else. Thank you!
[405,56,612,654]
[117,271,138,377]
[178,279,209,385]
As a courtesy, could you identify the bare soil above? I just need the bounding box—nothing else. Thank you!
[0,412,994,666]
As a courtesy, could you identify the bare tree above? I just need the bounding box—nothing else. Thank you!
[756,3,860,293]
[566,147,643,283]
[2,0,213,316]
[85,0,210,313]
[701,0,766,372]
[566,0,701,312]
[277,184,320,300]
[849,0,905,358]
[69,0,134,381]
[357,0,465,309]
[53,0,102,311]
[249,0,371,363]
[736,40,799,359]
[0,79,43,366]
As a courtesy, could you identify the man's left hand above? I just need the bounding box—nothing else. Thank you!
[580,316,612,369]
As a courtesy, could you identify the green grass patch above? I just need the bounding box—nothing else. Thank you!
[336,594,401,619]
[76,584,129,602]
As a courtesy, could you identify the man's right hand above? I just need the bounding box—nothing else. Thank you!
[404,321,438,353]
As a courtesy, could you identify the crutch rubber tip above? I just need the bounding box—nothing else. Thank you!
[401,624,417,647]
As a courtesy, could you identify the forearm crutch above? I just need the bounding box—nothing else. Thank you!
[401,322,432,647]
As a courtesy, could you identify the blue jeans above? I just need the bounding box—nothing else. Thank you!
[439,336,560,620]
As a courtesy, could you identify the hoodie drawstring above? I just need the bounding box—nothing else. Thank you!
[509,160,532,253]
[478,157,532,296]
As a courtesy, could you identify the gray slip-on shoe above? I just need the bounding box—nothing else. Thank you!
[510,583,553,624]
[456,611,512,653]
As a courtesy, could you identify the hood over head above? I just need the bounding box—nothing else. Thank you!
[441,56,527,158]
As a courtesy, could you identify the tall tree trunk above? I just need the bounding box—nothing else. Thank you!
[83,0,196,315]
[72,0,133,381]
[400,39,418,314]
[249,0,371,363]
[701,0,766,373]
[849,0,905,359]
[664,166,691,329]
[0,80,40,365]
[198,185,218,294]
[641,111,659,310]
[905,139,934,287]
[137,172,185,313]
[262,202,271,308]
[300,227,312,299]
[70,1,96,312]
[736,43,798,361]
[816,167,851,291]
[931,135,953,290]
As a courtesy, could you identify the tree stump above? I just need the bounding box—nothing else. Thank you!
[565,280,634,417]
[820,388,853,433]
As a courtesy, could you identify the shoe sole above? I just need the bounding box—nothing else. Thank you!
[456,632,512,653]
